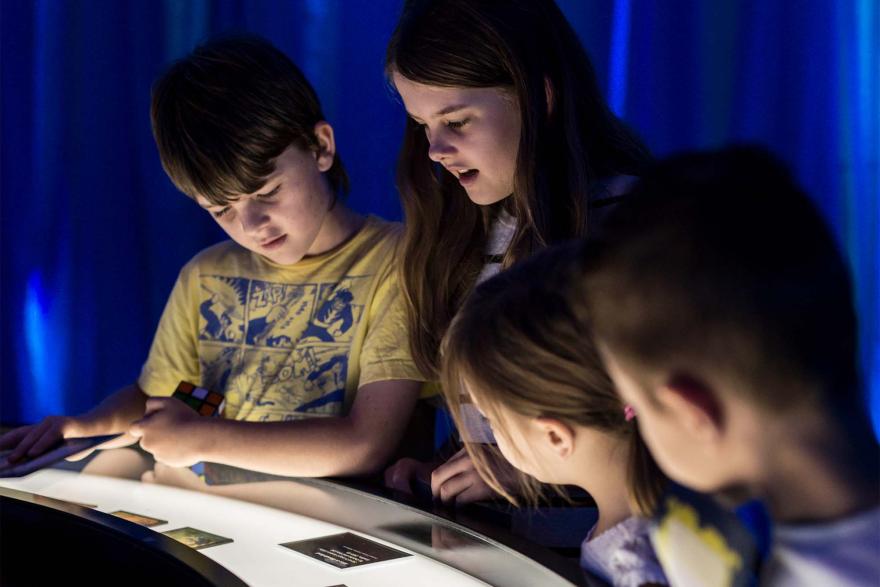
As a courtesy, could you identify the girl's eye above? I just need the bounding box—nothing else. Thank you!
[213,207,230,219]
[446,118,469,130]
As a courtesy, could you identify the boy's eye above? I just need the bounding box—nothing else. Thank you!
[256,186,281,200]
[212,207,230,219]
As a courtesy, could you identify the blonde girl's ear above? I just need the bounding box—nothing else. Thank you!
[312,121,336,172]
[535,416,575,459]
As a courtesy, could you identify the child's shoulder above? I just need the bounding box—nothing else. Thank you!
[581,516,668,586]
[354,214,404,247]
[184,239,251,270]
[765,505,880,587]
[330,214,404,266]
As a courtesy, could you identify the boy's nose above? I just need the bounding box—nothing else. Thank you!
[238,200,270,234]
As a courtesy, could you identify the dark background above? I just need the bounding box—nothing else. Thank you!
[1,0,877,433]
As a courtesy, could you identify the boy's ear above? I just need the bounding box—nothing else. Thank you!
[313,121,336,172]
[657,373,724,443]
[534,417,574,459]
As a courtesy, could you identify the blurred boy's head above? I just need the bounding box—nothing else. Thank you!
[150,35,350,265]
[584,146,860,493]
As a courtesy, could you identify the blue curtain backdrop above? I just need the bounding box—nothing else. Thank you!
[2,0,878,432]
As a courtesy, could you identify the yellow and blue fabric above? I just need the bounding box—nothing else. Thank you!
[650,482,769,587]
[138,216,423,422]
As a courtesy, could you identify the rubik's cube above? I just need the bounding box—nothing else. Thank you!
[172,381,225,417]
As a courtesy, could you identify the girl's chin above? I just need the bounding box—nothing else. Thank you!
[465,187,511,207]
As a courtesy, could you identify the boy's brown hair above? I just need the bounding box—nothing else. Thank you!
[151,35,348,205]
[585,146,861,413]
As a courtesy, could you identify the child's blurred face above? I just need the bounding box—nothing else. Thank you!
[392,71,521,206]
[601,350,736,493]
[196,144,333,266]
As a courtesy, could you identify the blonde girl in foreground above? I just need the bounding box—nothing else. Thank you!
[441,243,668,587]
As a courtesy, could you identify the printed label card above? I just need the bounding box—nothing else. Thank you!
[280,532,411,570]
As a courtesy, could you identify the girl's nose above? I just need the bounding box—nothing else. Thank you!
[427,128,456,163]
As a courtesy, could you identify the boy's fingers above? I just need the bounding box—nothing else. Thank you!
[384,460,411,491]
[27,419,69,457]
[128,421,144,438]
[28,428,64,457]
[9,420,53,462]
[0,425,32,450]
[143,398,170,416]
[65,447,96,462]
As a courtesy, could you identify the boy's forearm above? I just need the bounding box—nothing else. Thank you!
[76,384,148,436]
[194,416,390,478]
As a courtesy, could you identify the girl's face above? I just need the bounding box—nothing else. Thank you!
[469,391,557,483]
[481,404,541,479]
[392,72,521,206]
[469,384,624,490]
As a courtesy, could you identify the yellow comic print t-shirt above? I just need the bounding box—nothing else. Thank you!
[138,215,423,422]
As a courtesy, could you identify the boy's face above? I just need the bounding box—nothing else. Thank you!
[197,142,334,266]
[601,349,741,493]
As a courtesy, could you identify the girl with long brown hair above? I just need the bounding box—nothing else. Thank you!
[383,0,650,503]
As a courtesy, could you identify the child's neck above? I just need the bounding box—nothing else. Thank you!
[306,202,365,257]
[572,434,634,537]
[755,406,879,525]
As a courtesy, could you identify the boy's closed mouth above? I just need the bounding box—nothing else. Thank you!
[261,234,287,249]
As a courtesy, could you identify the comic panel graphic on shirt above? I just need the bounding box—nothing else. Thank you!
[199,345,243,414]
[196,274,371,420]
[299,278,366,345]
[198,277,248,343]
[244,281,318,348]
[216,346,350,421]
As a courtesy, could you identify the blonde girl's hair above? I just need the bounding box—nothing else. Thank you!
[440,242,666,512]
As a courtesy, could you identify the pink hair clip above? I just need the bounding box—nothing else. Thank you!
[623,405,637,422]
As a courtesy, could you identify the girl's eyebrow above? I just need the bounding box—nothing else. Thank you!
[408,103,470,123]
[434,103,468,117]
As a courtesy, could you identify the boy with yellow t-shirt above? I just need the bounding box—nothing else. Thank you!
[0,35,423,478]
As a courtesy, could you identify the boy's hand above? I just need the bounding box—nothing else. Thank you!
[384,457,437,494]
[0,416,87,464]
[129,398,204,468]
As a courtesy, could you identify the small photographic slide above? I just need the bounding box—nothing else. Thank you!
[109,510,168,527]
[163,526,233,550]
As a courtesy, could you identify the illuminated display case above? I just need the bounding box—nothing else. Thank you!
[0,460,596,586]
